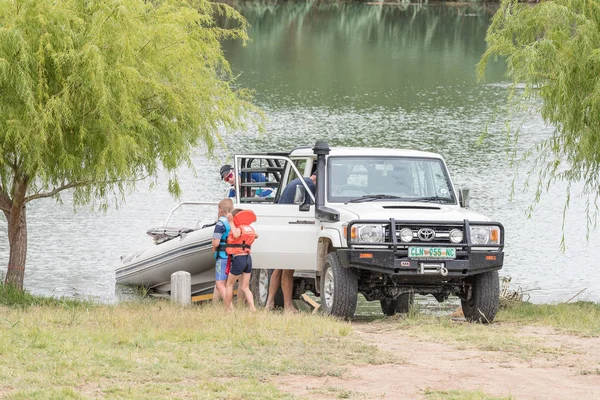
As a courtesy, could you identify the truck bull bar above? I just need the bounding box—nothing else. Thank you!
[346,219,505,251]
[339,219,505,277]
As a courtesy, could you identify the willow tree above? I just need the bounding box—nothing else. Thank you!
[0,0,258,290]
[478,0,600,244]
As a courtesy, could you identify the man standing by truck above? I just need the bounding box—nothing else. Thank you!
[265,170,316,312]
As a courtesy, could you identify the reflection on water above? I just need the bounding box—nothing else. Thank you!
[0,2,597,305]
[222,1,504,112]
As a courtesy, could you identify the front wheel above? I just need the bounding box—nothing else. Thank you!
[380,292,415,316]
[320,252,358,319]
[461,270,499,324]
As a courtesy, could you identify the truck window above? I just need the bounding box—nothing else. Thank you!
[328,156,456,204]
[273,159,317,205]
[292,159,307,176]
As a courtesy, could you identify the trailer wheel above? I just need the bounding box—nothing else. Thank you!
[320,252,358,319]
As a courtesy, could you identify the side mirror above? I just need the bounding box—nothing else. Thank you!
[458,188,470,208]
[293,185,306,205]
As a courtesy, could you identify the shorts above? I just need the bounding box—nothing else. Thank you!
[230,255,252,276]
[215,258,228,281]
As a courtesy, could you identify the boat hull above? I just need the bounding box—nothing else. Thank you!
[116,227,216,294]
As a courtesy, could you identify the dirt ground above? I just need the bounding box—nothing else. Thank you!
[277,320,600,400]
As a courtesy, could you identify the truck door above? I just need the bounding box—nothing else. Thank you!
[233,154,320,272]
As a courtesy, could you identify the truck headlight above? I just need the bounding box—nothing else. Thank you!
[357,225,383,243]
[470,226,500,245]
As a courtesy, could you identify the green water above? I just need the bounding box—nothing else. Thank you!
[224,1,504,111]
[220,2,508,161]
[8,2,598,306]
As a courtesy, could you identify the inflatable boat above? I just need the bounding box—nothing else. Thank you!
[116,202,219,296]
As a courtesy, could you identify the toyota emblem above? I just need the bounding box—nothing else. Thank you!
[418,228,435,241]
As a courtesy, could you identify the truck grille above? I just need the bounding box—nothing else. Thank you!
[386,223,465,245]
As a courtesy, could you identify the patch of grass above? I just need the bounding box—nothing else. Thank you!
[0,282,89,309]
[580,368,600,376]
[376,300,600,360]
[310,385,368,399]
[0,300,393,399]
[424,388,514,400]
[380,309,560,360]
[497,301,600,337]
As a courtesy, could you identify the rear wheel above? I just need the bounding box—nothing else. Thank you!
[461,270,499,323]
[380,292,415,316]
[320,252,358,319]
[250,269,284,308]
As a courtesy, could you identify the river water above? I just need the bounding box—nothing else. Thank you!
[1,2,598,304]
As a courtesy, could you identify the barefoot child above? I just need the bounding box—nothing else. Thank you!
[223,209,257,311]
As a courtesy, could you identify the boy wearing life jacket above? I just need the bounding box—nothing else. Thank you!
[211,198,233,302]
[223,209,257,311]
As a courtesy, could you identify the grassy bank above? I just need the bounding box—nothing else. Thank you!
[2,284,599,399]
[497,300,600,336]
[364,300,600,361]
[0,292,393,399]
[0,282,86,309]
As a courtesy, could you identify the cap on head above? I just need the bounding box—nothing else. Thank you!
[220,164,233,179]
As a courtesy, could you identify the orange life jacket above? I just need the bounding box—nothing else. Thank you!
[226,210,257,256]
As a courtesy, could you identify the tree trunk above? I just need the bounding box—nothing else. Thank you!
[4,206,27,290]
[4,193,28,291]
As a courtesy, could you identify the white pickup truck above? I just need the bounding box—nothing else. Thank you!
[234,141,505,322]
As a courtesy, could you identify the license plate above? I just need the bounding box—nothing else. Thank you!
[409,247,456,259]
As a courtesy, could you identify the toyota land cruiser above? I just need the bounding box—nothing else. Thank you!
[234,141,505,322]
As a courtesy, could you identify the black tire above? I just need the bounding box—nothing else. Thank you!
[250,269,284,309]
[461,270,500,323]
[320,252,358,319]
[380,292,415,316]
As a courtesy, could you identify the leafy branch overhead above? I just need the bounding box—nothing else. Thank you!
[0,0,261,289]
[477,0,600,241]
[0,0,261,209]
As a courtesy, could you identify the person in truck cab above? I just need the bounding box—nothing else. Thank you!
[265,170,317,312]
[276,171,316,205]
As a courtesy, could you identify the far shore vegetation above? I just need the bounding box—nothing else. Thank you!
[2,283,598,399]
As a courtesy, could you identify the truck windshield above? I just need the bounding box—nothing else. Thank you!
[327,156,456,204]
